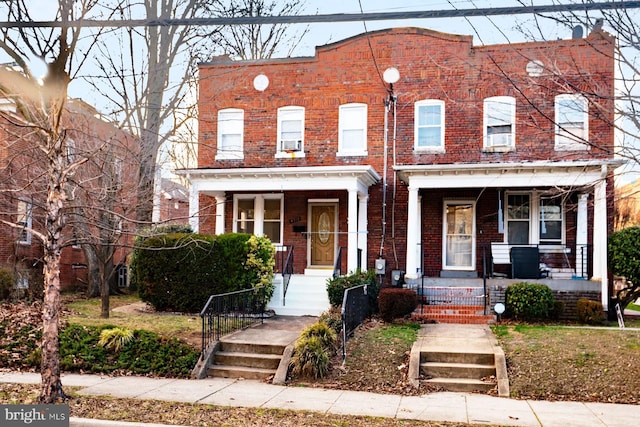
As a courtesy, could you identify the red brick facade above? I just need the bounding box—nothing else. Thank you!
[191,27,617,289]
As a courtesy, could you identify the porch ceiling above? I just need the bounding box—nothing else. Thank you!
[395,159,624,189]
[180,165,381,194]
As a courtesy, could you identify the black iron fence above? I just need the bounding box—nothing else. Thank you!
[340,284,369,360]
[282,247,294,306]
[199,286,267,359]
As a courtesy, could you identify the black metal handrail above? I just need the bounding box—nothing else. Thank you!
[199,286,266,359]
[341,284,369,361]
[282,247,294,306]
[333,246,344,279]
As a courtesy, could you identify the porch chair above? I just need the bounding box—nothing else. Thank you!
[490,242,510,278]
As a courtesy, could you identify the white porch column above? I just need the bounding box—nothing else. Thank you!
[593,180,608,309]
[576,193,589,278]
[405,186,420,279]
[215,193,226,235]
[358,193,368,271]
[188,183,200,233]
[347,189,359,272]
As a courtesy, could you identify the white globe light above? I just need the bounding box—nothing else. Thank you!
[494,303,506,315]
[253,74,269,92]
[383,67,400,84]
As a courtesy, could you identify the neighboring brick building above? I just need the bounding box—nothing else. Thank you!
[183,27,620,315]
[0,67,138,294]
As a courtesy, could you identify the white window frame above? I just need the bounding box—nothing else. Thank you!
[233,194,284,245]
[555,94,589,151]
[483,96,516,152]
[276,106,305,158]
[414,99,445,152]
[16,199,33,245]
[337,103,367,156]
[504,191,566,250]
[216,108,244,160]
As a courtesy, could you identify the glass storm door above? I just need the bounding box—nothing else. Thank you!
[309,204,337,267]
[443,202,475,270]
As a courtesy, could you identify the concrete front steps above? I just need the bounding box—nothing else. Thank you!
[208,340,285,381]
[409,324,509,397]
[419,350,497,393]
[267,270,331,316]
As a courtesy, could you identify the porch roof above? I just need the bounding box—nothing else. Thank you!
[179,165,381,194]
[394,159,624,189]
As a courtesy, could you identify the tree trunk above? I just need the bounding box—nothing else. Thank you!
[83,245,101,297]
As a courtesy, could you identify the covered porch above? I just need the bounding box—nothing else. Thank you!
[396,160,621,311]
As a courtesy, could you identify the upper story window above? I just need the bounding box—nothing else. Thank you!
[276,106,305,157]
[234,194,283,245]
[555,94,589,151]
[415,100,445,151]
[216,108,244,160]
[484,96,515,152]
[338,103,367,156]
[16,199,32,245]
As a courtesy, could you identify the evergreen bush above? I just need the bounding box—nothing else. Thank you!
[326,270,379,313]
[576,298,605,325]
[378,288,418,322]
[505,282,555,320]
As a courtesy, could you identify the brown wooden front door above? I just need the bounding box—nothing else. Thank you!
[309,204,337,267]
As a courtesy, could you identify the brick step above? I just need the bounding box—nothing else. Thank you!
[411,312,495,324]
[208,364,276,380]
[421,361,496,379]
[417,307,487,315]
[422,377,496,393]
[214,351,281,370]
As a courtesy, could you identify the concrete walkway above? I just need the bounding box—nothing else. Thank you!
[2,371,639,427]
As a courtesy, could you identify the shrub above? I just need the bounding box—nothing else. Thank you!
[59,324,199,377]
[318,306,343,335]
[98,327,134,352]
[0,268,14,301]
[134,232,274,312]
[326,270,380,313]
[378,288,418,323]
[505,282,555,320]
[289,322,336,380]
[576,298,605,325]
[609,226,640,311]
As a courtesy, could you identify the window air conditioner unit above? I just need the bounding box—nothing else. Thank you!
[282,139,301,152]
[488,133,512,147]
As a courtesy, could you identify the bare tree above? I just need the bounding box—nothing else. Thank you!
[0,0,103,403]
[201,0,310,60]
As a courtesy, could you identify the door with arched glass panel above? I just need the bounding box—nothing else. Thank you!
[309,203,337,267]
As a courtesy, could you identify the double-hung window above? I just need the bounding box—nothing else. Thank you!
[338,103,367,156]
[16,199,32,245]
[415,100,445,151]
[555,94,588,150]
[234,195,283,245]
[217,108,244,160]
[505,192,565,247]
[277,106,304,156]
[484,96,515,151]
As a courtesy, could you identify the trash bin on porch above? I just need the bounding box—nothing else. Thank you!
[510,246,539,279]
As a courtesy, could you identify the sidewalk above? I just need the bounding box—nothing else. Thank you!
[1,371,639,427]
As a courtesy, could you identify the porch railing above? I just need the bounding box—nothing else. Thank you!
[333,246,344,279]
[199,286,267,359]
[486,242,592,279]
[282,246,294,306]
[341,284,369,361]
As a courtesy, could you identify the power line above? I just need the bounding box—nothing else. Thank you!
[0,2,639,28]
